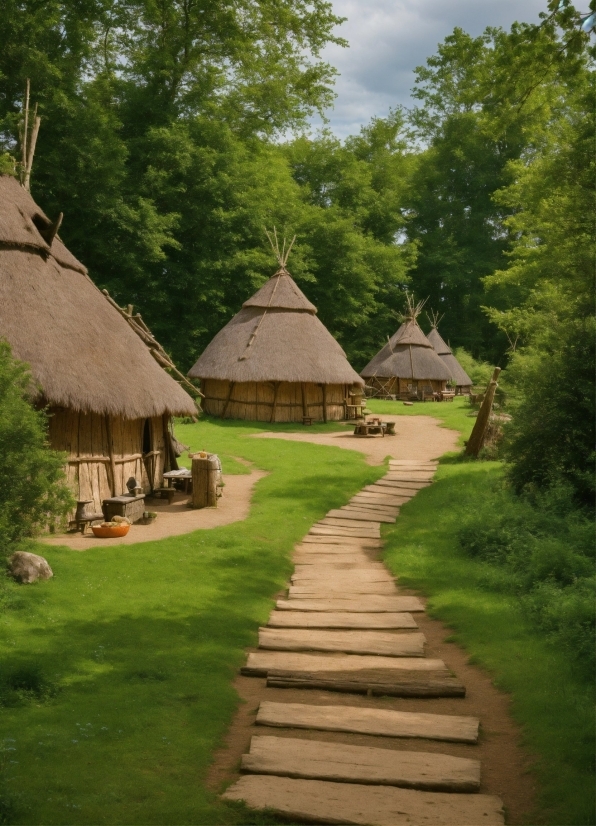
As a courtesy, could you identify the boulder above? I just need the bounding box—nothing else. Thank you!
[8,551,53,584]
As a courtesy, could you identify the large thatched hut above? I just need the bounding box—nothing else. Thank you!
[0,175,197,513]
[427,320,472,394]
[188,261,363,422]
[361,302,451,399]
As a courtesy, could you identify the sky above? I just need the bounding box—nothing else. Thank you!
[315,0,549,138]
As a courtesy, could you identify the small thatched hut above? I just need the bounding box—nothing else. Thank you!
[0,175,197,513]
[361,300,451,399]
[427,318,472,394]
[188,249,363,422]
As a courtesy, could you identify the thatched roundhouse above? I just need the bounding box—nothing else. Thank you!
[0,175,196,513]
[188,266,363,422]
[361,314,451,399]
[427,324,472,394]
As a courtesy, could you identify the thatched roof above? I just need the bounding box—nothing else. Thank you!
[188,268,363,386]
[0,175,196,418]
[427,326,472,386]
[361,318,452,381]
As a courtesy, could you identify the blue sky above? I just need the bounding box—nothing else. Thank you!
[315,0,549,138]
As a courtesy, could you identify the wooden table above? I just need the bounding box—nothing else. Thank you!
[163,469,193,493]
[353,420,395,437]
[103,494,146,523]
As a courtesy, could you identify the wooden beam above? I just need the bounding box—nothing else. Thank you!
[104,416,117,496]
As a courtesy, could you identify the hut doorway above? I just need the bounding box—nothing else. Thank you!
[142,418,157,491]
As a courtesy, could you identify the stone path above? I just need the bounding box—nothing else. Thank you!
[223,459,506,824]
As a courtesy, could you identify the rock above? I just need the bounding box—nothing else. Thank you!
[8,551,53,584]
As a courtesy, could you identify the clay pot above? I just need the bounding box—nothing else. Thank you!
[91,524,130,538]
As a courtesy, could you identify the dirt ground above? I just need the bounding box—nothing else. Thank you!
[42,467,266,551]
[253,414,459,464]
[208,415,538,824]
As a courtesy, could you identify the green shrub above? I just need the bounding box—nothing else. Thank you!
[453,347,494,386]
[0,341,74,557]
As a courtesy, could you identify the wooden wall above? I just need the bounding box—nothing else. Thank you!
[201,380,349,422]
[365,377,447,399]
[48,409,171,514]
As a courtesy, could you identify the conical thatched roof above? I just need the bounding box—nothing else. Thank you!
[0,175,196,418]
[361,317,452,381]
[188,268,363,386]
[427,325,472,386]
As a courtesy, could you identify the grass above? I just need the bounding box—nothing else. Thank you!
[366,396,476,446]
[381,456,595,824]
[0,417,384,825]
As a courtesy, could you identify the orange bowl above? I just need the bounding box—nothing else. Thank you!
[91,524,130,538]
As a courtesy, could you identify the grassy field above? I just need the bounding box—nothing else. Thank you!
[0,417,383,825]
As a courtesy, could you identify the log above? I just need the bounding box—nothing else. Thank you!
[267,611,418,630]
[266,669,466,698]
[243,652,446,677]
[258,627,426,657]
[191,454,218,508]
[465,367,502,456]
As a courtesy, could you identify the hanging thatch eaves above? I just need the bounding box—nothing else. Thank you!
[189,241,363,422]
[0,175,196,419]
[426,324,472,389]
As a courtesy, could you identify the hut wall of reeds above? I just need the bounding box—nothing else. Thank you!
[427,325,472,394]
[189,264,363,423]
[0,175,196,514]
[361,312,452,400]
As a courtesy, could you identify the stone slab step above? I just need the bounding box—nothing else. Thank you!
[256,701,479,743]
[258,628,425,657]
[223,776,504,826]
[288,582,398,597]
[327,509,396,523]
[276,596,424,612]
[291,569,394,584]
[266,669,466,698]
[241,735,480,791]
[353,493,409,506]
[320,517,382,529]
[301,535,382,547]
[242,652,446,677]
[293,554,374,566]
[267,611,418,630]
[309,526,381,539]
[383,476,432,487]
[293,562,386,572]
[340,504,399,517]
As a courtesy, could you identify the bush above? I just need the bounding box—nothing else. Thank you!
[453,347,494,386]
[0,341,74,557]
[458,479,595,677]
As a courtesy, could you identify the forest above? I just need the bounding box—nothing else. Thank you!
[0,0,594,822]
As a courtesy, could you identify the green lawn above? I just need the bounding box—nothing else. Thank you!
[0,418,384,825]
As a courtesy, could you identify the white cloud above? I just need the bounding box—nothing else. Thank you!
[313,0,548,138]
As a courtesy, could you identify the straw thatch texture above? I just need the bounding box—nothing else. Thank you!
[189,269,362,422]
[427,326,472,389]
[361,319,452,383]
[0,175,196,419]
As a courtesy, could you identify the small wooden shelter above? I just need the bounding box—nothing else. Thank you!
[188,237,363,422]
[0,175,197,513]
[426,313,472,394]
[361,298,451,399]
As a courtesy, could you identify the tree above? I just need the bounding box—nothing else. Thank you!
[0,342,74,554]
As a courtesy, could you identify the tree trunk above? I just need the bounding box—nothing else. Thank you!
[191,455,219,508]
[465,367,501,457]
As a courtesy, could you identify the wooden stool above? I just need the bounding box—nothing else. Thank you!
[302,416,314,426]
[152,488,176,504]
[74,500,104,534]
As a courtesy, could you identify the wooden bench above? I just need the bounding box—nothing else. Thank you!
[302,416,314,426]
[103,494,146,524]
[150,487,177,504]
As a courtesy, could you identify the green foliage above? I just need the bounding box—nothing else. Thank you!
[0,342,74,556]
[383,459,595,825]
[452,347,493,387]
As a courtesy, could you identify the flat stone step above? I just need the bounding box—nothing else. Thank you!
[276,596,425,612]
[294,556,387,577]
[309,526,381,539]
[291,569,394,583]
[258,628,425,657]
[256,701,479,743]
[341,504,399,516]
[223,776,504,826]
[300,535,382,547]
[327,509,396,523]
[383,476,432,487]
[293,554,375,566]
[241,735,480,791]
[267,611,418,630]
[353,493,409,506]
[365,480,421,492]
[320,517,382,529]
[288,582,398,597]
[389,460,437,467]
[266,669,466,698]
[242,652,445,677]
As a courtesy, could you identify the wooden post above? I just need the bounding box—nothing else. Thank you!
[105,415,117,496]
[221,381,235,418]
[301,383,307,418]
[191,454,219,508]
[322,384,328,423]
[465,367,501,457]
[271,381,280,423]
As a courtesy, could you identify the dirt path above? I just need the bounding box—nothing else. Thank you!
[213,419,537,825]
[253,414,458,464]
[42,468,266,550]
